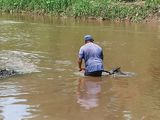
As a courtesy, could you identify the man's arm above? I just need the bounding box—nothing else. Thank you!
[101,51,103,60]
[78,58,83,71]
[78,47,85,71]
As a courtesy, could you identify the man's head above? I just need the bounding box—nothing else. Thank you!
[84,35,94,42]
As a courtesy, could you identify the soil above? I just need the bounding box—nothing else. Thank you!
[143,10,160,23]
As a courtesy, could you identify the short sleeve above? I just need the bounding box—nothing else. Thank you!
[79,47,84,59]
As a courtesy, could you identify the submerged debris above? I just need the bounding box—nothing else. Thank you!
[108,67,126,75]
[0,69,17,79]
[103,67,135,77]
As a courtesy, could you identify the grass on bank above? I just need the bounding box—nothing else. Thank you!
[0,0,159,22]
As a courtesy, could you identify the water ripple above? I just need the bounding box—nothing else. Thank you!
[0,20,23,24]
[55,60,72,66]
[0,50,41,74]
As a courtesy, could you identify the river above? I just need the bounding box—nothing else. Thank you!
[0,14,160,120]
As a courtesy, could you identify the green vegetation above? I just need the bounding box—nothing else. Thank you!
[0,0,159,22]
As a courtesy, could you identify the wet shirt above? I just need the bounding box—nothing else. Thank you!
[79,42,104,72]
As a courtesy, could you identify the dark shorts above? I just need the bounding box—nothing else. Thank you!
[84,71,102,77]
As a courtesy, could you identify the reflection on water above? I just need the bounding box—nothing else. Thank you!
[0,20,23,24]
[0,97,31,120]
[77,77,102,110]
[0,82,34,120]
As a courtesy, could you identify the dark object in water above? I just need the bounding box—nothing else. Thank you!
[103,67,126,75]
[0,69,17,79]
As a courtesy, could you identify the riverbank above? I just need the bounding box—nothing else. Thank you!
[0,0,159,23]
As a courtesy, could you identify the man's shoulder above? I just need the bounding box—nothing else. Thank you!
[80,44,90,49]
[80,44,86,49]
[80,43,102,49]
[93,43,102,49]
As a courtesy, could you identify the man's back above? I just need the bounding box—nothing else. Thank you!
[79,42,103,72]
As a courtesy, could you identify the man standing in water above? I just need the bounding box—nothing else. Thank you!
[78,35,104,76]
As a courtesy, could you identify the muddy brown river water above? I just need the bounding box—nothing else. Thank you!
[0,14,160,120]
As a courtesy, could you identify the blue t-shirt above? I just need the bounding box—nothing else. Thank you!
[79,42,104,72]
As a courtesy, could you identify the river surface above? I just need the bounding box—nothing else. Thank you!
[0,14,160,120]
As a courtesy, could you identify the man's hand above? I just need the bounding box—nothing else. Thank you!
[78,58,85,71]
[79,68,85,71]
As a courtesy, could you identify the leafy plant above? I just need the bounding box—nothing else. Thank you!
[0,0,159,22]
